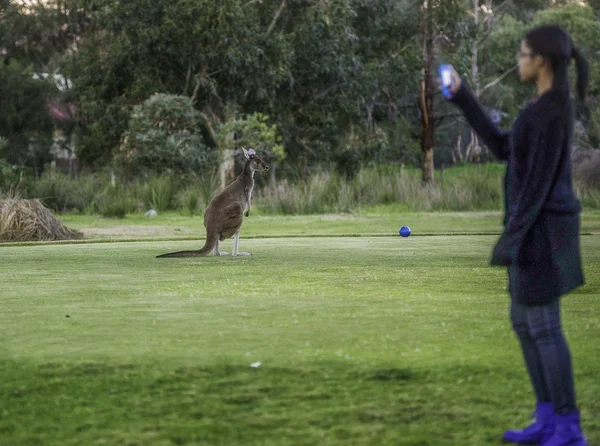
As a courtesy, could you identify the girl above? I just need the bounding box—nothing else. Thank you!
[445,25,588,446]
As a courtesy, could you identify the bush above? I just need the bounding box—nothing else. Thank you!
[334,149,362,180]
[196,170,220,210]
[114,94,220,177]
[586,108,600,148]
[573,147,600,189]
[217,113,285,164]
[0,158,21,191]
[175,185,202,215]
[369,123,420,166]
[575,185,600,209]
[217,113,285,177]
[0,138,31,192]
[96,186,135,218]
[133,175,175,213]
[174,170,220,215]
[30,170,99,213]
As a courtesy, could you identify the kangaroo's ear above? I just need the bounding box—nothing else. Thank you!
[247,148,256,158]
[242,147,249,159]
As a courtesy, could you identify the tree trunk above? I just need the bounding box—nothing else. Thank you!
[452,134,463,164]
[220,126,236,190]
[419,1,435,185]
[421,127,435,184]
[470,0,480,164]
[220,148,235,190]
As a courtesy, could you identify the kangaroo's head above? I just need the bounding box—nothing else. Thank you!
[243,148,269,173]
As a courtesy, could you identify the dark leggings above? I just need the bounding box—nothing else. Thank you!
[510,298,577,414]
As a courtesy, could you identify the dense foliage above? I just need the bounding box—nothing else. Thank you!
[1,0,600,183]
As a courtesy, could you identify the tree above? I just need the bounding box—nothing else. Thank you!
[0,59,54,173]
[418,0,470,184]
[0,0,90,175]
[481,2,600,121]
[418,1,436,184]
[0,0,88,73]
[61,0,294,168]
[61,0,428,173]
[5,0,598,180]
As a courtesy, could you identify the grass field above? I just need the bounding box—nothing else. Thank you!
[47,206,600,241]
[1,208,599,445]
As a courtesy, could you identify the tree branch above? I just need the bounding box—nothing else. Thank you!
[198,111,219,149]
[477,0,513,46]
[398,113,420,140]
[437,118,467,132]
[191,74,202,103]
[183,64,192,96]
[266,0,286,36]
[314,83,341,101]
[480,65,518,94]
[434,113,462,124]
[476,13,507,47]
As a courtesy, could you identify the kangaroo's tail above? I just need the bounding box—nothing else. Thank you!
[156,232,218,258]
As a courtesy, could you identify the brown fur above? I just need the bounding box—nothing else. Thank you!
[157,149,268,258]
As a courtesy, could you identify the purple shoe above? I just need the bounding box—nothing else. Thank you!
[503,402,555,445]
[542,411,587,446]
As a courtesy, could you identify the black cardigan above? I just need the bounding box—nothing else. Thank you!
[450,83,584,304]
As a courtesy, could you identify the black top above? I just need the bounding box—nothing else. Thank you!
[450,83,581,266]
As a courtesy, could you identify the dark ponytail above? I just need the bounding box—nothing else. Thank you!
[571,46,589,101]
[525,25,589,102]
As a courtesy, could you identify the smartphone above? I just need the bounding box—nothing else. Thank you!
[438,64,453,98]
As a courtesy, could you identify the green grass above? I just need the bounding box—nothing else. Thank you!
[1,226,599,445]
[52,206,600,241]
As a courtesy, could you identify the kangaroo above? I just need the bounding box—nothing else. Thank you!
[157,148,268,258]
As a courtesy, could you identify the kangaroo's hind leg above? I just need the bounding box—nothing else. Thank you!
[232,231,251,257]
[213,239,229,256]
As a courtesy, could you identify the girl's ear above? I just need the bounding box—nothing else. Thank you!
[535,54,546,69]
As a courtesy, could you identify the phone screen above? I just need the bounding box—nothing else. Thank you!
[441,70,452,87]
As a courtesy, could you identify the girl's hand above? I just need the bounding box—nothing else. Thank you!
[437,66,462,94]
[449,66,461,94]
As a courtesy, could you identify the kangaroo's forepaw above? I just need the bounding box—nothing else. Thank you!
[245,210,250,217]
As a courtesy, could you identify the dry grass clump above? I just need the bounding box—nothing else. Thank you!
[0,196,83,242]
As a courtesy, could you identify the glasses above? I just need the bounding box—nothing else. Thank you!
[516,51,536,61]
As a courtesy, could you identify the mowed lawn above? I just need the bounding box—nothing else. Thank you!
[54,206,600,240]
[1,210,599,446]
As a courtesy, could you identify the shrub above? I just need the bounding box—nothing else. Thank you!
[96,186,135,218]
[175,186,202,215]
[133,175,175,213]
[30,170,98,213]
[573,147,600,189]
[114,94,220,177]
[217,113,285,163]
[174,170,220,215]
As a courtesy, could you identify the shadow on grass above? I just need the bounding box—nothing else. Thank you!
[4,360,598,446]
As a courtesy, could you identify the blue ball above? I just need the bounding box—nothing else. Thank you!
[399,226,411,237]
